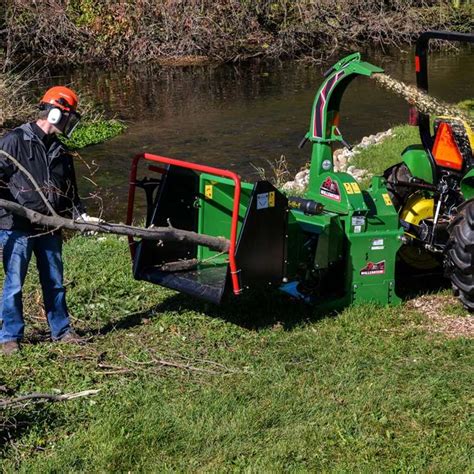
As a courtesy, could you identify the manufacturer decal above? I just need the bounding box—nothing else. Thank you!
[371,238,384,250]
[360,260,386,276]
[320,177,341,201]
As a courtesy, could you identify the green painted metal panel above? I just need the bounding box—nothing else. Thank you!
[342,177,403,305]
[285,209,335,279]
[305,53,383,182]
[461,169,474,199]
[308,53,383,143]
[197,174,253,264]
[402,145,434,184]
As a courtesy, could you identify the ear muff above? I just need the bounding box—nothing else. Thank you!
[47,108,62,125]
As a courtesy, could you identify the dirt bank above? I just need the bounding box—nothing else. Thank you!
[2,1,473,66]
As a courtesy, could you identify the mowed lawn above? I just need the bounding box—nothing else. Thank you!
[1,236,472,471]
[1,125,473,471]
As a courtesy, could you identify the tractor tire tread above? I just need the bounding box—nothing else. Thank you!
[446,248,474,274]
[445,199,474,310]
[459,292,474,311]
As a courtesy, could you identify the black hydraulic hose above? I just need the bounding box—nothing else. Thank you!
[386,179,437,192]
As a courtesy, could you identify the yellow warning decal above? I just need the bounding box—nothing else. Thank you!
[343,183,353,194]
[205,184,213,199]
[382,193,393,206]
[268,191,275,207]
[351,182,361,194]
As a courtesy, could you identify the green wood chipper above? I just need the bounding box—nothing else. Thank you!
[127,30,474,310]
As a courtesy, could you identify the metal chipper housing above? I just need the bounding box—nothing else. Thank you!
[128,53,403,309]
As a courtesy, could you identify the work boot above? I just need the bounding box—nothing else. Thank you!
[1,340,20,355]
[57,330,85,345]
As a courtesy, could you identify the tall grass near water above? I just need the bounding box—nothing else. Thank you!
[0,66,36,129]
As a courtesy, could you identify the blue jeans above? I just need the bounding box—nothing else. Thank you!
[0,230,71,342]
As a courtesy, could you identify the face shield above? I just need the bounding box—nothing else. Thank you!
[56,109,81,138]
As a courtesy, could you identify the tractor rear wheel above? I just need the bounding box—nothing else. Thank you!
[445,200,474,311]
[384,163,413,210]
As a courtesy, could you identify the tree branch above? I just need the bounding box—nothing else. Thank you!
[0,150,57,216]
[0,199,230,252]
[0,149,230,252]
[0,389,100,409]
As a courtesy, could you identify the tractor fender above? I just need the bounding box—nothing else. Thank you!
[461,169,474,200]
[401,145,434,184]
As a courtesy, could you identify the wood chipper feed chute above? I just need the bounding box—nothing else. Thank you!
[127,153,288,304]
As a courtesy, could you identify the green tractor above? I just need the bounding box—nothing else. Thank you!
[384,31,474,309]
[127,30,473,310]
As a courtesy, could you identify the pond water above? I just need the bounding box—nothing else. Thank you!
[51,47,474,220]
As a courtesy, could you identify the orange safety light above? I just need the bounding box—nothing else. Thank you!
[432,122,463,171]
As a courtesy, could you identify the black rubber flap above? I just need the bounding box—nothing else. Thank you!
[235,181,288,289]
[133,165,229,304]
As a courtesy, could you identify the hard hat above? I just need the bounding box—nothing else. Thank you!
[39,86,81,138]
[40,86,79,111]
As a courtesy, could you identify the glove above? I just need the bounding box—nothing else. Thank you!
[77,213,104,225]
[76,213,104,236]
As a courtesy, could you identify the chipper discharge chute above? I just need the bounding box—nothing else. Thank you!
[128,53,404,309]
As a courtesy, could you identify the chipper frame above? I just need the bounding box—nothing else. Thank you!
[127,53,403,309]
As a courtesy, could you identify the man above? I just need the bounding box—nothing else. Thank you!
[0,86,100,355]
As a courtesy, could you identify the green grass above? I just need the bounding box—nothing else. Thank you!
[0,235,472,471]
[351,124,420,178]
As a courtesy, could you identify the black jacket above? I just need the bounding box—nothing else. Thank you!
[0,123,85,232]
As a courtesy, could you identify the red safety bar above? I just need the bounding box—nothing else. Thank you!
[127,153,242,295]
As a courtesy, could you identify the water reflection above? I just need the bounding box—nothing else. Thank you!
[49,47,473,220]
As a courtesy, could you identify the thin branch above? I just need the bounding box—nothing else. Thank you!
[0,149,230,252]
[0,389,100,409]
[0,150,57,216]
[0,199,230,252]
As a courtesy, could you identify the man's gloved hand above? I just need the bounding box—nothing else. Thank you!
[77,213,104,225]
[76,213,105,236]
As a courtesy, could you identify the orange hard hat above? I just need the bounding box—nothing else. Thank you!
[40,86,79,111]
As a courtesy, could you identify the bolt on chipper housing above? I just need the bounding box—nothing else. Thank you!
[127,52,404,309]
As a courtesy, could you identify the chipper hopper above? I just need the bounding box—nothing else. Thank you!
[127,53,404,309]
